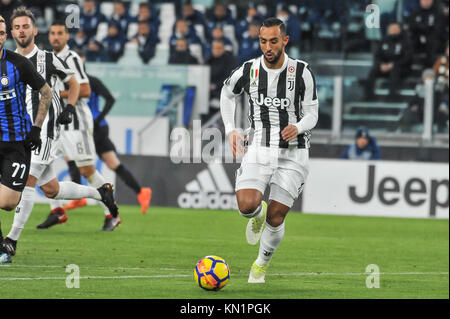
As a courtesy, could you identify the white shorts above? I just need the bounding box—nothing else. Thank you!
[235,145,309,208]
[29,136,64,186]
[60,129,96,167]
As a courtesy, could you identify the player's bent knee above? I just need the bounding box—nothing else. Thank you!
[266,213,285,227]
[79,165,95,178]
[237,198,261,215]
[41,183,59,199]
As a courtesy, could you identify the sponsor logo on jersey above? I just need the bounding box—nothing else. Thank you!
[251,93,291,109]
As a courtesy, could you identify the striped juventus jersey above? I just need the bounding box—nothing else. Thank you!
[223,53,318,149]
[20,45,74,139]
[55,45,93,131]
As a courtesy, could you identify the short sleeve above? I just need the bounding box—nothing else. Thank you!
[18,57,46,91]
[301,64,318,107]
[51,53,74,83]
[223,61,251,96]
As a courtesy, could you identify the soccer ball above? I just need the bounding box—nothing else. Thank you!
[194,255,230,291]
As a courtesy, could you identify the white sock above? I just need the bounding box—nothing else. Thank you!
[54,181,101,200]
[7,187,36,241]
[256,222,285,267]
[86,171,110,216]
[239,203,262,219]
[50,200,63,211]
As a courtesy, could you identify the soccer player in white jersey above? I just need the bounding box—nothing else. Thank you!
[43,20,120,231]
[220,18,319,283]
[0,8,118,260]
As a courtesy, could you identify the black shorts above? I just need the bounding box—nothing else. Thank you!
[93,124,116,158]
[0,141,31,192]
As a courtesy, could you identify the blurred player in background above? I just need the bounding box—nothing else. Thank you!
[220,18,319,283]
[0,13,52,262]
[61,51,152,216]
[37,20,120,231]
[0,8,119,262]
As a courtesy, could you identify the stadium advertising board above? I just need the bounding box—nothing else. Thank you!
[302,159,449,219]
[115,156,448,219]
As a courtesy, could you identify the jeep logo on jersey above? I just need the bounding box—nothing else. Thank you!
[252,94,291,109]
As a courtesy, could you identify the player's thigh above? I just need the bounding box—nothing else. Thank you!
[235,163,271,210]
[94,125,116,159]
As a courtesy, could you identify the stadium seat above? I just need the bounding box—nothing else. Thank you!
[222,24,238,56]
[190,43,204,64]
[129,2,140,17]
[193,24,206,43]
[127,22,138,39]
[193,4,206,14]
[95,22,109,42]
[118,41,142,66]
[100,2,115,19]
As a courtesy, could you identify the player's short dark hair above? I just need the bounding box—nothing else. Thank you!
[261,17,286,36]
[51,19,69,33]
[10,6,36,26]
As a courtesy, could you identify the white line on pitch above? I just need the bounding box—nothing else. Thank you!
[0,272,448,281]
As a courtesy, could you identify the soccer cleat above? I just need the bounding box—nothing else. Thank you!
[1,237,17,256]
[63,198,87,211]
[37,208,68,229]
[137,187,152,214]
[246,201,267,245]
[248,261,266,283]
[101,215,121,231]
[0,252,11,264]
[97,183,119,218]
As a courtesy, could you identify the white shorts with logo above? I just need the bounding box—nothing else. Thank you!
[60,129,96,168]
[235,145,309,208]
[29,136,64,186]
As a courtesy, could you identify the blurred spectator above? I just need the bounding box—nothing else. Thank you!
[235,6,264,41]
[80,0,107,41]
[68,29,89,54]
[398,96,424,132]
[168,38,199,65]
[131,20,159,64]
[237,22,260,64]
[340,126,381,160]
[432,42,449,132]
[110,0,133,36]
[101,21,127,62]
[206,3,235,38]
[404,0,447,67]
[86,39,104,62]
[181,2,208,42]
[207,39,236,100]
[364,22,412,99]
[0,0,23,37]
[203,26,233,60]
[169,19,203,56]
[135,2,160,35]
[276,6,300,50]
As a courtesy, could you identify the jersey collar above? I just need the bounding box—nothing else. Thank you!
[14,44,39,59]
[56,44,71,60]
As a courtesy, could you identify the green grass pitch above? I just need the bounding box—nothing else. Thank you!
[0,204,448,299]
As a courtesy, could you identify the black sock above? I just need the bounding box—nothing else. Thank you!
[68,160,81,184]
[115,164,141,194]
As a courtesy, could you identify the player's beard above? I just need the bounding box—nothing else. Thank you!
[264,48,283,65]
[15,35,33,49]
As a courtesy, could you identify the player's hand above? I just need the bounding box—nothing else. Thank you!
[25,126,42,152]
[228,130,246,158]
[57,104,75,125]
[281,124,298,142]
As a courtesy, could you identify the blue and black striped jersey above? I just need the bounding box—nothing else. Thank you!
[0,49,46,142]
